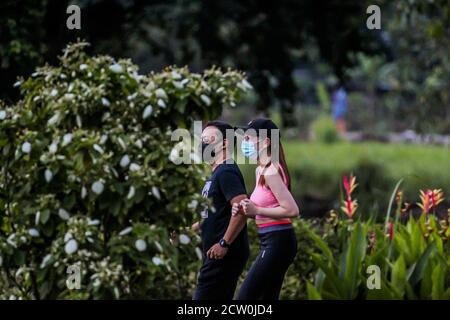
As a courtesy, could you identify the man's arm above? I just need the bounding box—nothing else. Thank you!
[207,194,248,259]
[223,194,248,243]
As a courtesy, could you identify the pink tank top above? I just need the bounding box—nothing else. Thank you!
[250,166,292,229]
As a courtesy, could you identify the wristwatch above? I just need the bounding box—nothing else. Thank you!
[219,238,230,248]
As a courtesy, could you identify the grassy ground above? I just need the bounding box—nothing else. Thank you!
[239,141,450,217]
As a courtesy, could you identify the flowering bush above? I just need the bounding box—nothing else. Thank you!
[0,42,251,299]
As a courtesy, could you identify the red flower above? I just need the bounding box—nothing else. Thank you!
[418,189,444,215]
[387,222,394,240]
[341,175,358,218]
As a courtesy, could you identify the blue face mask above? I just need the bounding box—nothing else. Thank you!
[241,140,258,159]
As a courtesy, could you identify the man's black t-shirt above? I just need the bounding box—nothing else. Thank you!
[200,160,249,258]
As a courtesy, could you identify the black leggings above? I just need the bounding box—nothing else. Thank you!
[236,228,297,300]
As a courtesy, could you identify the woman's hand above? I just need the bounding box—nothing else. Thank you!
[240,199,259,218]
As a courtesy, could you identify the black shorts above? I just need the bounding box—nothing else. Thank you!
[193,254,248,300]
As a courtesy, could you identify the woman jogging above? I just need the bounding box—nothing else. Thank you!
[233,118,299,300]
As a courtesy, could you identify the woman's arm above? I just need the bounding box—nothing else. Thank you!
[243,165,299,219]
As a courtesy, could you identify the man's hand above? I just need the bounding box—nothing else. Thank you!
[231,202,243,216]
[207,243,228,259]
[191,221,200,233]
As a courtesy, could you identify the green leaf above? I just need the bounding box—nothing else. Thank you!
[307,282,322,300]
[391,255,406,295]
[408,241,436,286]
[431,263,444,299]
[343,222,367,299]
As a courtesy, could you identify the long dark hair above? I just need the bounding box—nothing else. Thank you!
[258,140,291,191]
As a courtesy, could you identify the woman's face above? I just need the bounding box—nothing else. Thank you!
[243,134,269,152]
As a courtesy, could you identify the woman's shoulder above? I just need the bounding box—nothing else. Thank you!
[262,163,280,177]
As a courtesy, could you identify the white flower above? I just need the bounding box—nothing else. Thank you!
[135,239,147,252]
[151,186,161,200]
[7,234,17,247]
[127,93,137,101]
[76,115,82,127]
[119,227,133,236]
[40,254,52,269]
[64,232,73,242]
[169,148,179,163]
[35,211,41,225]
[79,64,88,70]
[173,81,183,89]
[0,110,6,120]
[120,154,130,167]
[58,208,70,221]
[92,180,104,195]
[81,186,87,199]
[88,219,100,226]
[157,99,166,108]
[142,105,153,119]
[152,256,163,266]
[200,94,211,106]
[109,64,123,73]
[216,87,225,94]
[241,79,253,90]
[155,88,167,99]
[129,163,141,172]
[100,135,108,144]
[101,97,111,107]
[44,169,53,182]
[195,247,203,260]
[127,186,135,199]
[47,112,60,126]
[179,234,191,245]
[50,89,58,97]
[93,144,104,154]
[171,71,182,79]
[154,241,163,252]
[134,139,143,149]
[181,78,189,85]
[62,133,73,146]
[13,81,22,87]
[117,137,126,150]
[187,200,198,209]
[28,228,40,237]
[65,239,78,255]
[21,141,31,154]
[49,142,58,154]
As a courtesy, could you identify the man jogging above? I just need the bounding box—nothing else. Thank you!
[192,120,249,300]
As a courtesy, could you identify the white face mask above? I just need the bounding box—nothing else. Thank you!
[241,140,258,159]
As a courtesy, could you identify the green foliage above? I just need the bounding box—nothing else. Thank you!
[302,207,450,300]
[310,115,340,144]
[0,42,250,299]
